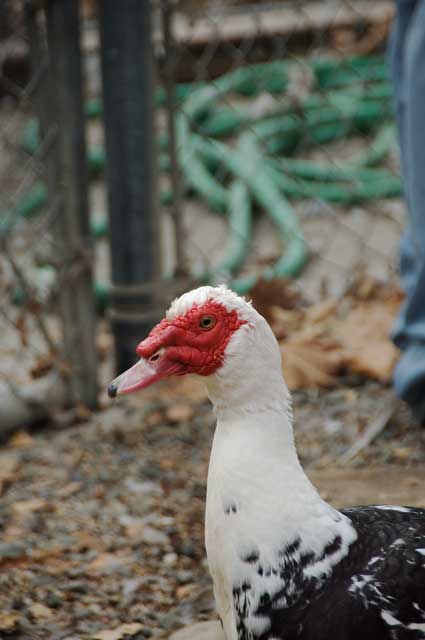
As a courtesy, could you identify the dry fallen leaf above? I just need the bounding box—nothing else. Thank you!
[347,270,404,303]
[250,277,302,323]
[275,277,402,389]
[269,306,303,339]
[87,553,131,574]
[281,340,342,390]
[57,481,82,498]
[123,521,145,540]
[392,447,413,462]
[74,529,106,552]
[92,622,143,640]
[30,356,54,379]
[14,311,28,348]
[28,603,54,622]
[8,430,33,449]
[176,583,198,600]
[304,298,338,325]
[12,498,48,516]
[333,301,400,381]
[0,612,20,633]
[166,403,195,424]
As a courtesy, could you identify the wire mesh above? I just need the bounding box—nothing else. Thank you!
[0,0,405,428]
[0,0,97,428]
[158,0,404,302]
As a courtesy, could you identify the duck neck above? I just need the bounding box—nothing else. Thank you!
[204,319,310,492]
[209,382,312,497]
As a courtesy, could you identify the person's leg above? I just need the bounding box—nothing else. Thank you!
[391,0,425,421]
[389,0,418,307]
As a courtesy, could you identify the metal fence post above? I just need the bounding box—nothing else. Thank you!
[99,0,161,374]
[45,0,98,407]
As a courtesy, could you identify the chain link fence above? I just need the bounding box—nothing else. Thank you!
[0,0,404,432]
[0,0,97,434]
[160,0,403,303]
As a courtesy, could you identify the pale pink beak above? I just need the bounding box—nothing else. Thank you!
[107,348,185,398]
[107,358,161,397]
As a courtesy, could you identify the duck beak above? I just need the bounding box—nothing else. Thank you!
[108,322,187,398]
[107,349,185,398]
[107,358,159,397]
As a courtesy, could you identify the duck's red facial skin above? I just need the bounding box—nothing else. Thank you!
[107,301,246,397]
[137,301,245,376]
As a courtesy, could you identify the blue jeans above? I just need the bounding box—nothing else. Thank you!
[390,0,425,420]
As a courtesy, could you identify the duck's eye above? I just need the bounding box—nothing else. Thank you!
[199,315,216,330]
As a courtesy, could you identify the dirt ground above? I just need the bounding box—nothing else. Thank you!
[0,366,424,640]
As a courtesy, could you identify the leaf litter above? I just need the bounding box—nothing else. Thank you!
[250,274,403,390]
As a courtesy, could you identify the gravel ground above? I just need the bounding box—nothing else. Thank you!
[0,369,424,640]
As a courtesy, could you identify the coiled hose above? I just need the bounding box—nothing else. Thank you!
[7,54,400,306]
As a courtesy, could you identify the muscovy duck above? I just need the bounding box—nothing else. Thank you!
[108,285,425,640]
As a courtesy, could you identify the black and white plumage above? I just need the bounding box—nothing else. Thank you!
[230,505,425,640]
[108,285,425,640]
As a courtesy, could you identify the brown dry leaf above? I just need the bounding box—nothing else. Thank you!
[42,558,75,576]
[0,452,20,496]
[28,545,64,562]
[28,603,54,622]
[392,447,413,462]
[12,498,48,516]
[275,276,402,388]
[30,356,54,379]
[159,457,177,471]
[8,429,33,448]
[269,307,303,339]
[347,271,404,304]
[250,277,302,323]
[57,481,82,498]
[25,297,42,315]
[281,340,342,390]
[347,341,398,381]
[166,403,194,424]
[349,271,380,300]
[304,298,338,325]
[123,521,145,540]
[176,583,198,600]
[87,553,130,574]
[92,622,143,640]
[0,611,20,633]
[74,530,105,551]
[15,311,28,348]
[333,301,400,381]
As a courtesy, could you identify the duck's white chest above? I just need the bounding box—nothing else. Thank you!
[204,453,286,640]
[205,480,247,640]
[202,409,358,640]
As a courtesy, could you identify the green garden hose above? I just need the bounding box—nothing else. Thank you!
[190,133,307,286]
[196,179,252,289]
[10,54,401,307]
